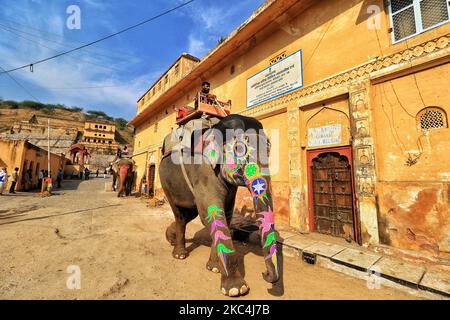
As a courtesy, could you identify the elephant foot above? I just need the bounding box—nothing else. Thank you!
[206,259,220,274]
[165,224,176,246]
[220,275,249,297]
[172,247,188,260]
[262,269,279,284]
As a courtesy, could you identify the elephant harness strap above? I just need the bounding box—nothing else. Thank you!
[178,149,195,195]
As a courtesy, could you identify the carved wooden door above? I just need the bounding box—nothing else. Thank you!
[311,152,354,239]
[148,165,156,197]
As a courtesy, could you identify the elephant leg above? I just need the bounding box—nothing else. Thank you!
[164,191,197,259]
[165,222,176,246]
[126,175,133,196]
[172,207,197,259]
[206,204,234,274]
[117,183,123,197]
[206,247,221,274]
[125,178,130,196]
[198,201,248,297]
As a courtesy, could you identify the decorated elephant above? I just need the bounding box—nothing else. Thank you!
[159,114,278,297]
[112,158,136,197]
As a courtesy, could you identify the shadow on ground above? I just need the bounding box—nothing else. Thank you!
[184,226,285,297]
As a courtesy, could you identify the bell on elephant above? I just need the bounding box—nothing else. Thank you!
[159,114,279,297]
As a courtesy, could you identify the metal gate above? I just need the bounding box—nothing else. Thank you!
[310,152,355,240]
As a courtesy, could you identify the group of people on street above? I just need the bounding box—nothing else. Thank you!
[0,167,65,195]
[0,167,18,195]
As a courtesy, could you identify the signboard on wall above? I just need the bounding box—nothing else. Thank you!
[308,124,342,147]
[247,50,303,109]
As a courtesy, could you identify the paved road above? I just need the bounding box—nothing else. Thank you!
[0,178,420,299]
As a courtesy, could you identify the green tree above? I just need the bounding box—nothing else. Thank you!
[114,118,128,130]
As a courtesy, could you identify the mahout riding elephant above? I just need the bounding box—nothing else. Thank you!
[113,158,136,197]
[159,114,278,297]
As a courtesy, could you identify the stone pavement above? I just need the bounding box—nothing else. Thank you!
[276,230,450,299]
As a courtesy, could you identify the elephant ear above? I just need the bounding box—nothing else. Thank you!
[202,130,221,169]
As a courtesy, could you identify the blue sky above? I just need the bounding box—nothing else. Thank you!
[0,0,265,120]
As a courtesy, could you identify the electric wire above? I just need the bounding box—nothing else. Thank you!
[0,65,40,102]
[0,22,136,62]
[373,17,425,165]
[0,24,123,72]
[0,0,195,75]
[304,17,335,69]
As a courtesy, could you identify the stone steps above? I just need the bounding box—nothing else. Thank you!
[277,231,449,299]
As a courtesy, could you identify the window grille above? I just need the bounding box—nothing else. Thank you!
[417,107,448,131]
[389,0,450,43]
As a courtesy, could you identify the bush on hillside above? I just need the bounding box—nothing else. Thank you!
[0,100,19,109]
[114,118,128,130]
[86,110,113,121]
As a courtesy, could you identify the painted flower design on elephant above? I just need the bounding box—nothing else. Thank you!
[224,154,239,176]
[244,163,259,181]
[207,205,224,223]
[207,205,235,276]
[210,219,226,235]
[203,138,220,165]
[257,208,278,275]
[249,177,271,204]
[213,230,231,246]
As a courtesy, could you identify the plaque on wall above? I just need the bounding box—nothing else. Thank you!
[247,50,303,109]
[308,124,342,147]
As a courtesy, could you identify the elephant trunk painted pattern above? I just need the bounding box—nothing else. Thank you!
[249,176,279,283]
[220,134,279,283]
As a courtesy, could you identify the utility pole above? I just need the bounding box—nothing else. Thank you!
[48,118,50,177]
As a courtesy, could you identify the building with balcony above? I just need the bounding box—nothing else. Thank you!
[82,119,118,154]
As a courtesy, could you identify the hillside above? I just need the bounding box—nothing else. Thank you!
[0,100,134,146]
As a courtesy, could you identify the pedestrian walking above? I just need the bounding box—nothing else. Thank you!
[96,169,99,178]
[0,167,8,195]
[57,168,63,189]
[9,167,19,194]
[103,168,107,179]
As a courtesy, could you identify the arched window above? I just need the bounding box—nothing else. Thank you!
[417,107,448,131]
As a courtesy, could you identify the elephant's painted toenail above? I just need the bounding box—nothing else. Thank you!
[240,285,249,295]
[228,288,239,297]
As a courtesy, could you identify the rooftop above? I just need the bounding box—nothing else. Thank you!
[137,52,200,102]
[130,0,303,126]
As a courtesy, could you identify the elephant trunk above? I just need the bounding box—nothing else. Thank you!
[249,176,279,283]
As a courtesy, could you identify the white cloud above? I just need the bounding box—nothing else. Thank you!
[0,1,156,119]
[187,35,207,58]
